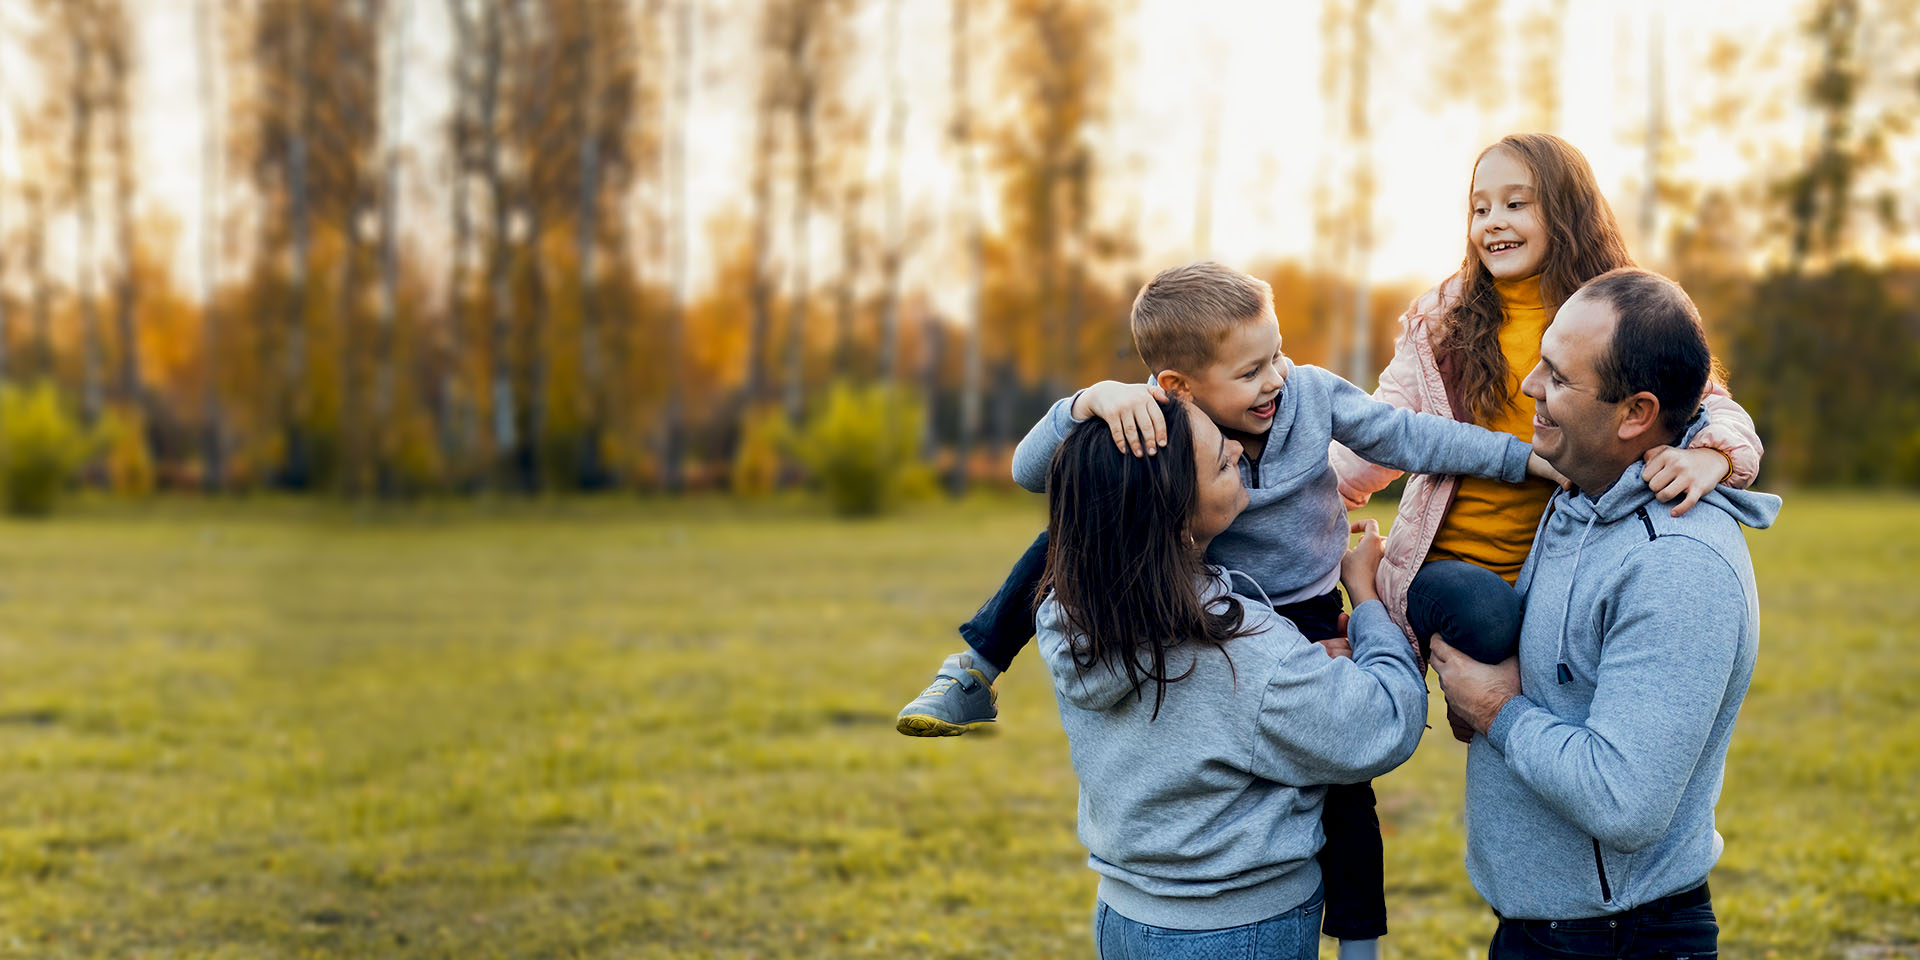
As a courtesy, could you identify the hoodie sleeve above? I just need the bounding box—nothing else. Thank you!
[1249,601,1428,786]
[1485,536,1748,853]
[1690,383,1764,488]
[1321,367,1533,484]
[1011,391,1087,493]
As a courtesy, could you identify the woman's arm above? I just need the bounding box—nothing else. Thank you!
[1247,521,1425,785]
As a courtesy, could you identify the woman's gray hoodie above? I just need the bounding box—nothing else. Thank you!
[1466,418,1781,920]
[1036,572,1427,929]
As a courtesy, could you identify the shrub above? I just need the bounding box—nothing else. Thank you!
[97,405,156,497]
[793,382,931,517]
[0,383,88,517]
[730,406,787,499]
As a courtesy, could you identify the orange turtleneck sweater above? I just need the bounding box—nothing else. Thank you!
[1426,274,1560,583]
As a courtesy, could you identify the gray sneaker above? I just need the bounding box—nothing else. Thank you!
[896,653,998,737]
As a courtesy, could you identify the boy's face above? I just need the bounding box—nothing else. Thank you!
[1162,312,1287,439]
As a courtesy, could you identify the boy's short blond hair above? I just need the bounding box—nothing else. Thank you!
[1130,262,1274,374]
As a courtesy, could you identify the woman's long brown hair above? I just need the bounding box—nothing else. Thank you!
[1442,133,1636,426]
[1036,398,1254,721]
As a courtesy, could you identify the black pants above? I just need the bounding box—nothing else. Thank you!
[957,531,1388,940]
[1488,883,1718,959]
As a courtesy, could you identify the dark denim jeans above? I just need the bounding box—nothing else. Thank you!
[1095,885,1324,960]
[1488,883,1718,959]
[959,537,1384,939]
[1406,560,1523,664]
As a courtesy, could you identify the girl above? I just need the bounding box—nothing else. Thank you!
[1330,133,1764,675]
[1036,396,1424,960]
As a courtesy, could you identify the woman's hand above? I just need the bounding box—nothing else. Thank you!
[1340,519,1383,608]
[1072,381,1170,457]
[1641,445,1732,517]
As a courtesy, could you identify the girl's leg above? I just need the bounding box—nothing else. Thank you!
[1406,560,1523,664]
[1317,782,1388,943]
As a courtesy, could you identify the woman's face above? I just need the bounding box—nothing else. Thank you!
[1186,404,1248,553]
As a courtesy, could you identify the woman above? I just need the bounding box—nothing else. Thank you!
[1035,396,1426,960]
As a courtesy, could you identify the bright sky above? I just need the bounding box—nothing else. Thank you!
[0,0,1818,307]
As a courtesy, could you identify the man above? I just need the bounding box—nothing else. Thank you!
[1429,268,1781,959]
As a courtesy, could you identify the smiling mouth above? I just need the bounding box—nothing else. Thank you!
[1251,398,1277,419]
[1533,412,1558,430]
[1487,240,1523,254]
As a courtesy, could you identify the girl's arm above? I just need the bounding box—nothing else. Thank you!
[1692,382,1764,487]
[1329,295,1439,507]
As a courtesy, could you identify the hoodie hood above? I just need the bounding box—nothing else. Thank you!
[1559,414,1781,531]
[1035,570,1246,712]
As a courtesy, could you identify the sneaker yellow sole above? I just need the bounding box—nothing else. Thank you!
[895,714,994,737]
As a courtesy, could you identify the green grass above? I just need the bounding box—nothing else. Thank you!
[0,492,1914,958]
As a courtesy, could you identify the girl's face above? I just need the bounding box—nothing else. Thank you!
[1186,404,1247,553]
[1470,148,1548,281]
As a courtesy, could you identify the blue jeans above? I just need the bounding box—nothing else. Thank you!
[1094,886,1325,960]
[1488,883,1718,959]
[1406,560,1523,664]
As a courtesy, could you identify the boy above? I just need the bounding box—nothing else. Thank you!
[898,261,1557,956]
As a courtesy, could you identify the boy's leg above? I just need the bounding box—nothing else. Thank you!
[957,529,1050,673]
[1317,781,1388,942]
[896,530,1049,737]
[1406,560,1523,664]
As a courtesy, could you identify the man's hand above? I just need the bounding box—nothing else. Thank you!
[1429,636,1521,736]
[1072,381,1170,457]
[1641,445,1732,517]
[1527,452,1572,491]
[1340,520,1383,607]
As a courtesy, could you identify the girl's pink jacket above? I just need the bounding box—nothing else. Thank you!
[1328,279,1765,647]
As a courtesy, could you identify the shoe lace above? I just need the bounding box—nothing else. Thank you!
[917,674,961,698]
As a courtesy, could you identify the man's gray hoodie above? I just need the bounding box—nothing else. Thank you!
[1467,417,1782,919]
[1014,363,1535,606]
[1036,573,1427,929]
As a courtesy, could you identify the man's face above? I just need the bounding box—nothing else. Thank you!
[1521,291,1621,483]
[1175,314,1288,439]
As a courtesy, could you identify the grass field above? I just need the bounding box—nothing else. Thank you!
[0,493,1914,958]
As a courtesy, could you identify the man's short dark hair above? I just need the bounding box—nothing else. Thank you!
[1580,268,1712,443]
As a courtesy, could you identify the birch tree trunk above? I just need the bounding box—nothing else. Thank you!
[197,0,224,490]
[949,0,985,495]
[373,0,409,493]
[661,0,692,492]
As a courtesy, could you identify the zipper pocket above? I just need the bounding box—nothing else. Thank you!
[1590,837,1614,903]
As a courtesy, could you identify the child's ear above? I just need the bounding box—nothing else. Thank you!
[1155,370,1192,399]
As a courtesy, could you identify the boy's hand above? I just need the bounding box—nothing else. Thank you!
[1641,444,1731,517]
[1340,520,1383,607]
[1527,452,1572,490]
[1317,635,1354,659]
[1072,381,1169,457]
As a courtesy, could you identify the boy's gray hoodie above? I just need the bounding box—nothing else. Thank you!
[1466,417,1782,919]
[1014,363,1533,606]
[1036,573,1427,929]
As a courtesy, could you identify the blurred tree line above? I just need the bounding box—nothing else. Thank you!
[0,0,1913,503]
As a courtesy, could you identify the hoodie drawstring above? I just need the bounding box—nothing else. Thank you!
[1555,513,1600,684]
